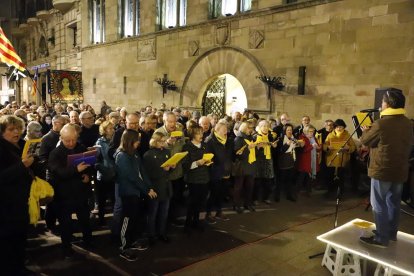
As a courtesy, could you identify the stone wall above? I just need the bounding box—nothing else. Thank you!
[81,0,414,128]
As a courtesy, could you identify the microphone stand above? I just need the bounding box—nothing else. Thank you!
[308,112,372,259]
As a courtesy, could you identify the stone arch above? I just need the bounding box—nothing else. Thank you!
[180,46,269,111]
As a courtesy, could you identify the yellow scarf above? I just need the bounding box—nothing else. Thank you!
[244,139,256,164]
[256,131,271,160]
[214,131,227,145]
[380,108,406,118]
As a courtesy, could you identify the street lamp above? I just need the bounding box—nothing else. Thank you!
[155,74,178,98]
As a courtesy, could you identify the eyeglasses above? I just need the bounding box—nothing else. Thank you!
[81,117,93,120]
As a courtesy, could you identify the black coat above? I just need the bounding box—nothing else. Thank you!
[48,143,92,203]
[182,141,210,184]
[233,133,257,176]
[143,148,172,200]
[205,133,232,181]
[79,124,100,148]
[0,138,32,224]
[38,130,60,162]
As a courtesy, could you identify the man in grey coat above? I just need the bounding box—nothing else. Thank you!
[360,88,414,248]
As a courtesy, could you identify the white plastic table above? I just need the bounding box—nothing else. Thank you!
[317,218,414,276]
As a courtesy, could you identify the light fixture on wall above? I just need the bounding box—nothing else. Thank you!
[155,74,178,98]
[257,75,285,99]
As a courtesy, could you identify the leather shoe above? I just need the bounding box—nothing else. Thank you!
[158,235,170,243]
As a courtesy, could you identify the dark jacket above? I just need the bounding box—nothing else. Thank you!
[48,143,92,203]
[360,114,414,182]
[95,136,116,182]
[233,132,257,176]
[0,138,32,224]
[182,141,210,184]
[114,150,152,197]
[79,124,100,148]
[143,148,172,200]
[39,129,60,162]
[138,129,154,157]
[205,132,232,181]
[108,126,125,160]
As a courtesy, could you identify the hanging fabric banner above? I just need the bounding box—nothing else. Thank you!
[48,70,83,104]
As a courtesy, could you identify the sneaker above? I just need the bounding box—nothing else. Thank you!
[120,250,138,262]
[372,230,397,242]
[359,236,387,248]
[205,215,217,225]
[131,240,149,251]
[215,212,230,221]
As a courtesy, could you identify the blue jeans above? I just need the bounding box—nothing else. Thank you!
[370,178,403,245]
[147,199,170,237]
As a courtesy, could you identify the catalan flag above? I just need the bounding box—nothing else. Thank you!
[0,27,26,72]
[32,68,38,96]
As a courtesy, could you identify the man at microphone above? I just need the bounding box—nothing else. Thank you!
[359,88,413,248]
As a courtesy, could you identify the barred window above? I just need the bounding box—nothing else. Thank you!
[119,0,139,37]
[209,0,251,19]
[90,0,105,44]
[157,0,186,29]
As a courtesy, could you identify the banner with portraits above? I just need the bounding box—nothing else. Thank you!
[48,70,83,104]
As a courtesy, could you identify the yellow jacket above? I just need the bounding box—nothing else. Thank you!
[28,177,54,225]
[323,129,356,168]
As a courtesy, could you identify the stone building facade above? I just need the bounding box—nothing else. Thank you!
[4,0,414,127]
[80,0,414,127]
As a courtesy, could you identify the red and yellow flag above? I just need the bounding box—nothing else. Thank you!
[0,27,26,72]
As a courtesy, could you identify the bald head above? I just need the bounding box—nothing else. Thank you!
[199,116,211,133]
[60,124,79,150]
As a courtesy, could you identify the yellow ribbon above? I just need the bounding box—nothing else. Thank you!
[256,131,271,160]
[380,108,406,118]
[214,131,227,145]
[244,139,256,164]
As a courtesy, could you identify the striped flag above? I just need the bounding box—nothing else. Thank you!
[0,27,26,72]
[32,68,38,96]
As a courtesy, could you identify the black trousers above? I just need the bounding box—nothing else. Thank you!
[168,177,185,222]
[95,179,115,221]
[253,177,274,201]
[206,179,228,214]
[278,168,297,200]
[0,221,28,276]
[185,183,209,227]
[57,200,92,249]
[296,172,312,193]
[233,175,255,207]
[120,195,140,250]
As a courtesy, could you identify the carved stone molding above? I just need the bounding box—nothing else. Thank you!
[249,29,264,49]
[137,38,156,61]
[188,40,200,56]
[215,23,230,46]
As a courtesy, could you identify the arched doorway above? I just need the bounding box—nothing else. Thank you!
[180,46,268,111]
[201,74,247,117]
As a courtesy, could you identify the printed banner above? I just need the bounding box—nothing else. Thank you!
[48,70,83,103]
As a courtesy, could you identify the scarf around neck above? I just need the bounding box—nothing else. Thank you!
[380,108,406,118]
[256,130,271,160]
[214,131,227,145]
[244,138,256,164]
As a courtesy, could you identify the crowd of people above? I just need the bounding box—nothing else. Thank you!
[0,96,412,271]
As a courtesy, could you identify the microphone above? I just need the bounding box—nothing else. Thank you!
[360,108,381,113]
